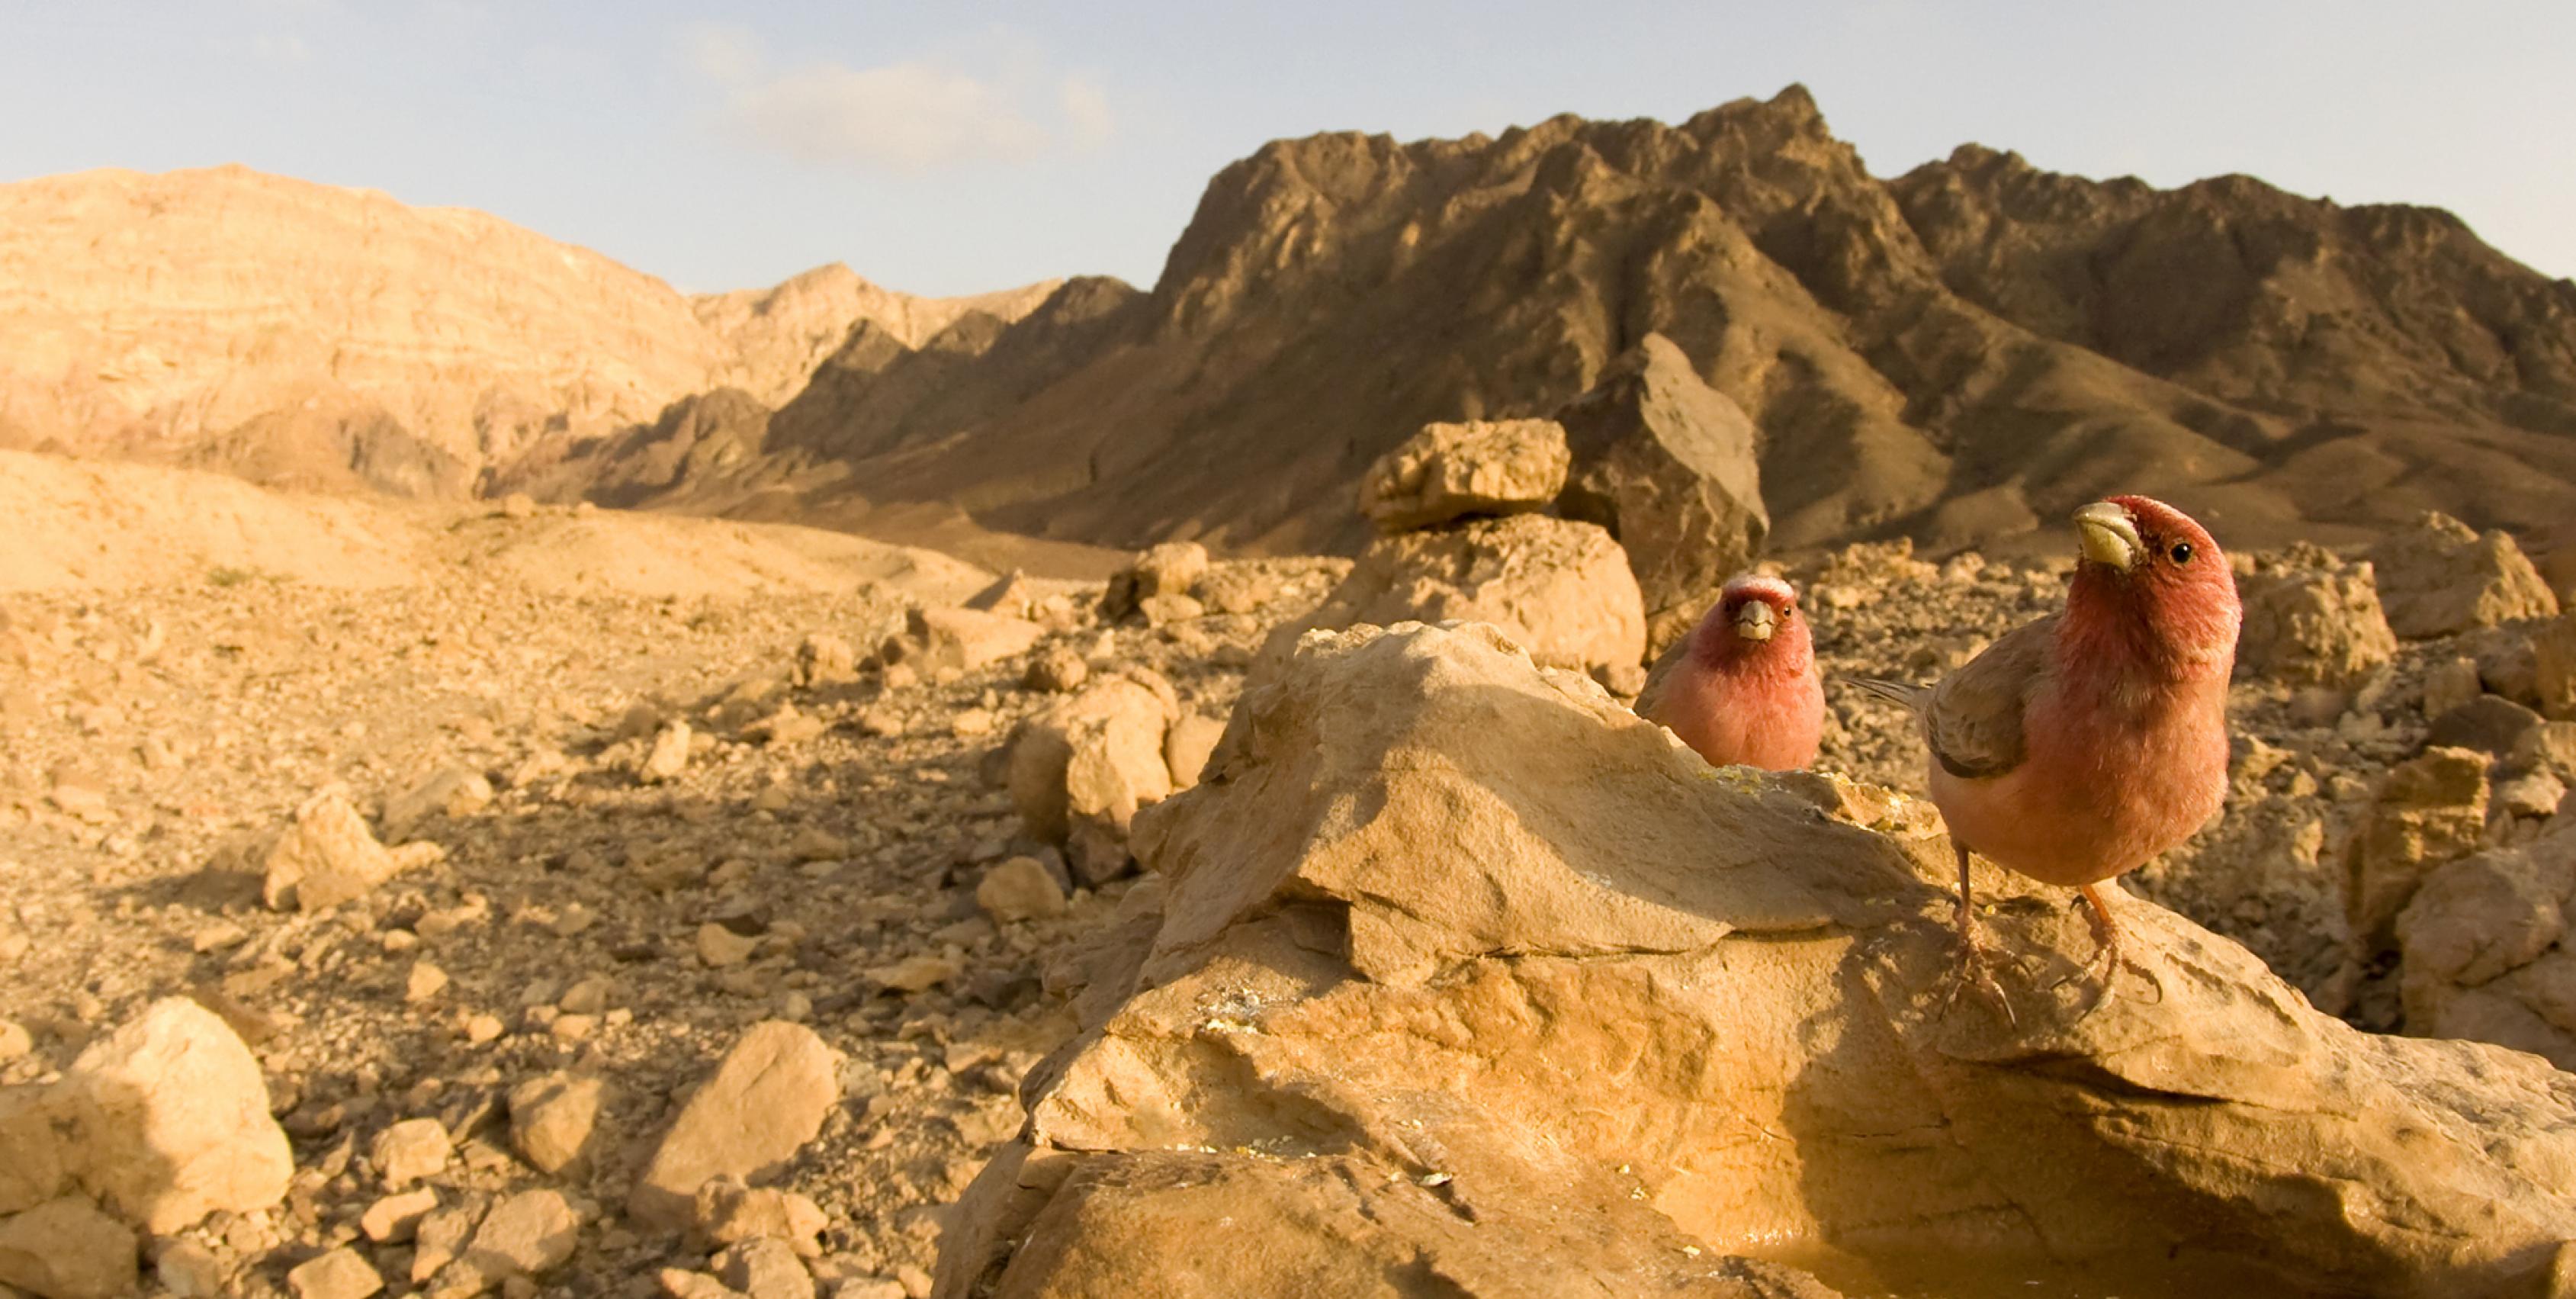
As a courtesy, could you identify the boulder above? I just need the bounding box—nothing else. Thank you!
[1356,419,1569,532]
[630,1023,838,1230]
[2368,512,2560,638]
[889,608,1045,675]
[1264,514,1644,679]
[2234,551,2398,687]
[936,622,2576,1299]
[1101,543,1209,622]
[0,1195,135,1299]
[56,998,294,1233]
[1555,334,1768,647]
[2539,612,2576,721]
[1004,674,1180,886]
[792,633,859,688]
[380,766,493,841]
[287,1246,385,1299]
[2398,831,2576,1069]
[975,857,1069,924]
[262,788,413,912]
[507,1072,610,1175]
[2345,747,2491,946]
[695,1176,827,1256]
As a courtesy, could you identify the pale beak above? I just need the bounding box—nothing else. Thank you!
[1733,600,1778,642]
[2073,501,2141,571]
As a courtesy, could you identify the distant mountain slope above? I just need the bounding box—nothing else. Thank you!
[545,85,2575,559]
[0,164,1052,497]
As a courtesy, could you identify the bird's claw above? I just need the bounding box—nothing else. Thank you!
[1936,933,2018,1027]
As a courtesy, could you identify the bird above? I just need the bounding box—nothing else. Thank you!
[1852,496,2240,1019]
[1635,574,1826,772]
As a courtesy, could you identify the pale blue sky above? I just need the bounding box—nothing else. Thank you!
[3,2,2570,297]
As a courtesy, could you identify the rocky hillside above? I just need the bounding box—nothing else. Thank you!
[541,85,2576,564]
[0,166,1052,498]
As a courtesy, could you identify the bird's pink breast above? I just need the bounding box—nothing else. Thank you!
[1654,658,1826,772]
[1929,677,2229,887]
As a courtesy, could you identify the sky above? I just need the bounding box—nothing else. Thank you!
[2,2,2571,298]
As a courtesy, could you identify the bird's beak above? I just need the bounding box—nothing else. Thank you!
[2073,501,2141,571]
[1733,600,1778,642]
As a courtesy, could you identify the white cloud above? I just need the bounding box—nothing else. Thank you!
[683,26,1112,172]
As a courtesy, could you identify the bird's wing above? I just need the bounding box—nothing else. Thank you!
[1919,613,2058,780]
[1632,633,1694,719]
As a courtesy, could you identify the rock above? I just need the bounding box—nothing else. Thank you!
[660,1271,749,1299]
[2345,747,2491,946]
[893,609,1044,675]
[630,1023,838,1230]
[2425,695,2544,759]
[2234,554,2398,687]
[406,961,451,1004]
[381,766,494,841]
[975,857,1068,924]
[370,1117,451,1188]
[2369,512,2560,638]
[716,1239,814,1299]
[866,954,962,994]
[695,1177,827,1256]
[1135,592,1204,627]
[697,922,760,968]
[1554,334,1768,648]
[507,1072,608,1175]
[640,722,694,784]
[1265,513,1646,679]
[2419,657,2485,721]
[1161,712,1224,793]
[0,1196,135,1299]
[1004,675,1179,886]
[440,1188,580,1294]
[2515,722,2576,780]
[1357,418,1569,532]
[410,1197,484,1283]
[943,621,2576,1299]
[262,788,413,912]
[362,1188,439,1243]
[1022,646,1087,693]
[2398,835,2576,1068]
[965,570,1042,618]
[2539,612,2576,720]
[2497,770,2569,821]
[794,633,858,688]
[287,1246,385,1299]
[499,492,538,519]
[1102,543,1209,622]
[153,1238,225,1297]
[54,998,292,1233]
[0,1021,28,1063]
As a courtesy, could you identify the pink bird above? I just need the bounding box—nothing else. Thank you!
[1855,497,2240,1018]
[1635,574,1826,771]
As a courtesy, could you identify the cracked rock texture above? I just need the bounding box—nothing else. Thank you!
[943,622,2576,1299]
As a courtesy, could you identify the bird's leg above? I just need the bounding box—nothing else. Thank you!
[1937,842,2015,1024]
[2062,884,2126,1019]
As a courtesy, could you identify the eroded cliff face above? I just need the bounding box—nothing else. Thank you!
[0,165,1053,498]
[544,85,2576,564]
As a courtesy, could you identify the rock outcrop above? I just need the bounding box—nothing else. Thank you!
[1357,419,1569,532]
[940,622,2576,1298]
[2369,512,2562,639]
[1555,334,1768,648]
[2235,547,2399,686]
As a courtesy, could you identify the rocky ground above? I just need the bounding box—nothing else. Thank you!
[2,475,2572,1296]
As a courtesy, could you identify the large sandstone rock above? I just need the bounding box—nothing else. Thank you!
[888,608,1045,675]
[1264,514,1645,678]
[630,1022,838,1230]
[1357,419,1569,532]
[938,622,2576,1299]
[2234,549,2399,686]
[1554,334,1768,648]
[53,998,294,1234]
[1100,543,1210,623]
[2369,512,2561,639]
[2398,830,2576,1069]
[1004,674,1180,886]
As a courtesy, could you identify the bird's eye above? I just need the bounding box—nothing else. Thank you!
[2169,542,2195,564]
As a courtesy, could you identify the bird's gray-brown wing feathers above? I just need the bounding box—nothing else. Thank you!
[1919,613,2057,780]
[1631,632,1694,719]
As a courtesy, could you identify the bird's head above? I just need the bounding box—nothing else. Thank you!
[1699,574,1812,673]
[2067,495,2240,677]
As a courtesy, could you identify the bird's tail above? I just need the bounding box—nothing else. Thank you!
[1842,677,1930,713]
